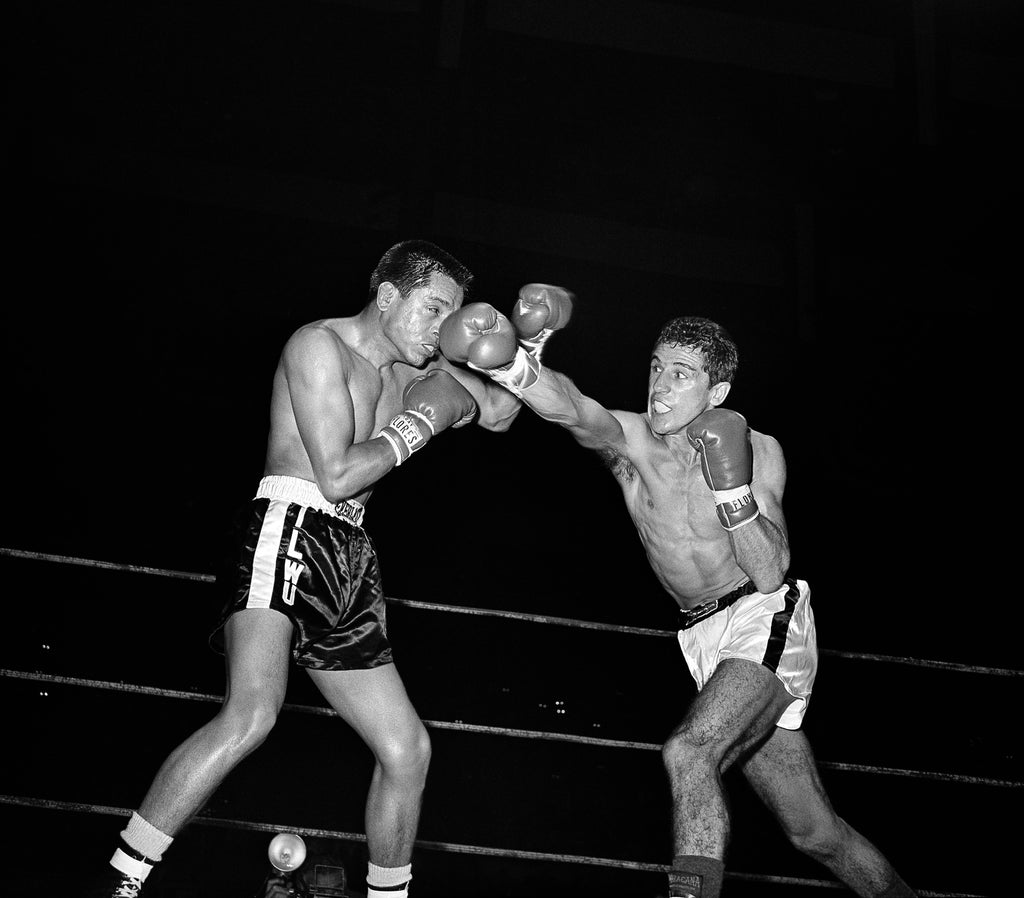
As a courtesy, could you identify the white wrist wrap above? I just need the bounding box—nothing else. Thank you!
[712,484,760,531]
[378,410,433,466]
[470,346,540,398]
[712,484,754,505]
[520,327,553,360]
[722,508,760,531]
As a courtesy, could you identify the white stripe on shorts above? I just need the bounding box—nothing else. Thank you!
[247,499,289,609]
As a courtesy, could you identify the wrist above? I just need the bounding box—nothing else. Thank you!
[470,345,541,398]
[378,410,434,465]
[711,484,759,531]
[519,327,553,360]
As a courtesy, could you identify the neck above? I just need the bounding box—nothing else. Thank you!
[350,306,403,370]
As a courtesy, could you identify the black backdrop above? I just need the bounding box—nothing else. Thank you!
[2,2,1020,896]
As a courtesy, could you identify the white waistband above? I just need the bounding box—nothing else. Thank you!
[256,475,365,527]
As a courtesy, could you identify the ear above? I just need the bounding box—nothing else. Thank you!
[376,282,399,311]
[708,381,731,407]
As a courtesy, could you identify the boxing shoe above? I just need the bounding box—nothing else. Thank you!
[86,866,144,897]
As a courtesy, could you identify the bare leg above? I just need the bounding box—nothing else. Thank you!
[306,663,430,866]
[662,658,791,858]
[742,728,917,897]
[136,609,293,834]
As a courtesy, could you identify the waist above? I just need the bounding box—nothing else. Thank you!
[677,579,760,630]
[256,475,365,527]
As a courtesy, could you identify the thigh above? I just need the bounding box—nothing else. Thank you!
[679,658,792,765]
[223,608,293,710]
[740,726,837,832]
[306,663,424,754]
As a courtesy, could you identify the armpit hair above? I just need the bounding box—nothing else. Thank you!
[597,447,637,483]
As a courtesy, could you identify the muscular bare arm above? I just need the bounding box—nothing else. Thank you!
[517,367,629,452]
[284,326,395,503]
[432,356,523,432]
[729,433,791,593]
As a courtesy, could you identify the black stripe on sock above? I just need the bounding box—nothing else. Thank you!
[118,839,157,866]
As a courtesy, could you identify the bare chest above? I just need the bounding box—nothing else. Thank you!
[622,455,718,538]
[350,367,416,441]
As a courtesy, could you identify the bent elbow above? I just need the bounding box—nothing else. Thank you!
[315,459,358,504]
[478,404,522,433]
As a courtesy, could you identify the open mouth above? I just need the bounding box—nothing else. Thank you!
[421,343,438,356]
[652,400,671,414]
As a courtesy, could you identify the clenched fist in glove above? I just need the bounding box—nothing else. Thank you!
[511,283,574,361]
[686,408,760,531]
[438,301,538,397]
[438,302,518,370]
[378,369,477,466]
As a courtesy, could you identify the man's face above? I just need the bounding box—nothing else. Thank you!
[388,271,464,366]
[647,342,724,435]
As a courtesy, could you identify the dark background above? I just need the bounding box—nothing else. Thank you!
[2,1,1020,896]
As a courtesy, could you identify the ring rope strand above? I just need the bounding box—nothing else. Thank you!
[0,794,992,898]
[3,668,1018,790]
[1,546,1020,678]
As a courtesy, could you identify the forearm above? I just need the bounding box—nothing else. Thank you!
[477,378,523,432]
[730,515,790,593]
[516,368,625,450]
[314,438,400,503]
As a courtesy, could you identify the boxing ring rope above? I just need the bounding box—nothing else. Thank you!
[2,547,1020,678]
[1,668,1018,790]
[2,546,1017,897]
[0,795,991,898]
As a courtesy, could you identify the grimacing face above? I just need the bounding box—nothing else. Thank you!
[385,271,464,366]
[647,342,728,435]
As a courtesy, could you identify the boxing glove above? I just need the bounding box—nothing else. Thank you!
[511,283,574,360]
[439,303,518,369]
[685,408,760,531]
[378,370,477,465]
[439,301,539,398]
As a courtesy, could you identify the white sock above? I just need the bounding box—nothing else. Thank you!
[366,861,412,897]
[121,811,174,861]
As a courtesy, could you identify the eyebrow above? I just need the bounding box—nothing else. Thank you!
[426,292,455,310]
[651,354,697,371]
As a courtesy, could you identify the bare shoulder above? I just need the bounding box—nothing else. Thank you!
[613,409,651,442]
[284,320,358,375]
[750,428,786,485]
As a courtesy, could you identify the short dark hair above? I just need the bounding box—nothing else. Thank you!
[654,316,739,386]
[368,240,473,303]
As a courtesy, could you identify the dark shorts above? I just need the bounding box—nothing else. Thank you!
[210,478,393,671]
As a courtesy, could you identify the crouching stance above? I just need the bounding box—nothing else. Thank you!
[94,240,524,897]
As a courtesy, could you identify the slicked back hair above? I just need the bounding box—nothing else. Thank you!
[654,316,739,386]
[368,239,473,304]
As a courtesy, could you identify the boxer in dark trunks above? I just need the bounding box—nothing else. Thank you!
[96,240,539,898]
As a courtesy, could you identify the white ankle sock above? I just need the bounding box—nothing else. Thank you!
[366,861,412,897]
[121,811,174,861]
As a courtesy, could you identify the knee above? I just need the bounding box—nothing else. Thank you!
[378,723,432,783]
[785,812,847,862]
[219,699,280,753]
[661,726,719,779]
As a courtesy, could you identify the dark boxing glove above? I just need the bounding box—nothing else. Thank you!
[511,283,574,361]
[438,302,518,369]
[685,408,760,531]
[439,301,539,398]
[378,370,477,465]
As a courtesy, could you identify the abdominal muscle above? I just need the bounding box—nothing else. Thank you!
[625,469,749,610]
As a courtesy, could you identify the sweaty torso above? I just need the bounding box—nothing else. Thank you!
[262,318,424,506]
[602,413,750,609]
